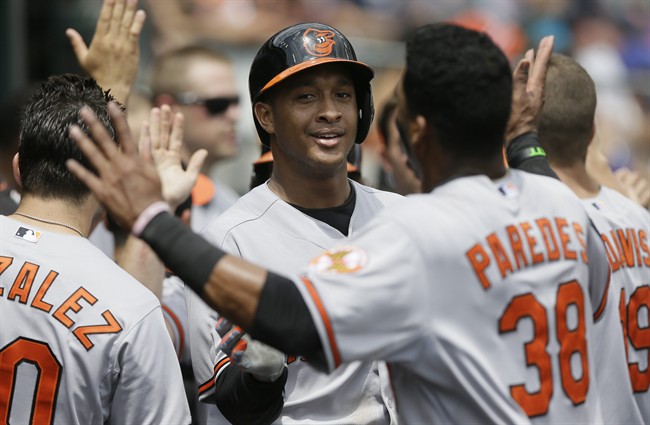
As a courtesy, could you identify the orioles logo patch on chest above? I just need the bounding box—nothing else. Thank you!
[303,28,336,57]
[310,246,367,274]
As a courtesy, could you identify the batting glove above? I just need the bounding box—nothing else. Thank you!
[216,318,286,382]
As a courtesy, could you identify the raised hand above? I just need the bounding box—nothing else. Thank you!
[67,102,164,230]
[66,0,146,104]
[139,105,207,210]
[506,35,554,145]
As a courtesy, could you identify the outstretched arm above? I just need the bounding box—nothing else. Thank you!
[66,103,322,357]
[66,0,145,104]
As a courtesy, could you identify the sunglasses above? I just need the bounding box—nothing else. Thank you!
[174,92,240,116]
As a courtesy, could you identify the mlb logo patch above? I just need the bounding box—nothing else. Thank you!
[498,182,519,199]
[15,226,42,243]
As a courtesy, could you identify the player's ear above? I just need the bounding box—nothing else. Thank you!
[12,153,22,188]
[254,101,275,135]
[409,115,428,150]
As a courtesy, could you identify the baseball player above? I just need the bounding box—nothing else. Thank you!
[539,53,649,423]
[0,75,190,424]
[69,24,613,423]
[185,23,401,424]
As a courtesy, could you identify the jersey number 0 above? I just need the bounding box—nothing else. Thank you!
[0,338,62,425]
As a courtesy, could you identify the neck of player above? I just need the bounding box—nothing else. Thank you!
[268,165,351,209]
[423,153,508,193]
[11,194,100,238]
[550,162,600,199]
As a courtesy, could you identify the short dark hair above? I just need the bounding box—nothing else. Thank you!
[539,54,596,167]
[403,23,512,157]
[19,74,119,201]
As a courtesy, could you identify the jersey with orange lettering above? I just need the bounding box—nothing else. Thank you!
[583,186,650,423]
[0,215,190,425]
[188,181,401,424]
[295,170,610,424]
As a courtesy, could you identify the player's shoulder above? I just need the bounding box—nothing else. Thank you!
[600,185,649,215]
[201,183,280,245]
[351,180,404,206]
[77,243,162,313]
[587,185,650,225]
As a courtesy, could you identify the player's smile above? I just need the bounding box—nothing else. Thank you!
[311,129,346,148]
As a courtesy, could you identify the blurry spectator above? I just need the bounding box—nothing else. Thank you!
[145,0,404,54]
[151,46,241,231]
[574,21,647,172]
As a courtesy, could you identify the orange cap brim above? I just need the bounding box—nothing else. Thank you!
[261,58,374,94]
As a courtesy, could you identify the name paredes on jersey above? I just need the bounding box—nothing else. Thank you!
[0,256,123,350]
[465,217,594,289]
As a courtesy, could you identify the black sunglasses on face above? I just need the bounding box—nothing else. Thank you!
[174,92,240,116]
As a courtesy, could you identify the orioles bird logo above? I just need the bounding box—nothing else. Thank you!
[303,28,336,57]
[310,246,367,274]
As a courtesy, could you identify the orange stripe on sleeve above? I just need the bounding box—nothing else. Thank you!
[300,276,342,368]
[162,304,185,361]
[198,357,230,395]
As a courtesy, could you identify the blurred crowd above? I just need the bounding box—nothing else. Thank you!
[3,0,649,199]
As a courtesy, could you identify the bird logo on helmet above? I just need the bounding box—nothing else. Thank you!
[303,28,336,57]
[249,22,375,146]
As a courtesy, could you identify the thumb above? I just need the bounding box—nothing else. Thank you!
[66,28,88,61]
[513,59,530,84]
[186,149,208,180]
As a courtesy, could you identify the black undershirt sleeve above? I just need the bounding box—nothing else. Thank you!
[506,132,559,179]
[214,366,288,425]
[249,272,325,367]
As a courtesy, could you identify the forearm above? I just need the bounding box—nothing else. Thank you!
[115,235,165,299]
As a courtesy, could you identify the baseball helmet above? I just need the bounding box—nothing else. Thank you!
[249,23,375,146]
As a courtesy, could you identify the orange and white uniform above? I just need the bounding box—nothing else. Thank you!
[584,186,649,423]
[0,216,190,425]
[296,171,611,424]
[188,180,402,424]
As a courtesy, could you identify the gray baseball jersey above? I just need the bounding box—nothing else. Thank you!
[162,275,190,363]
[294,171,611,424]
[188,180,402,424]
[165,274,231,425]
[0,216,190,425]
[583,186,649,423]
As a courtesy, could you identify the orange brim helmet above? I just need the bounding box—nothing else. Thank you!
[249,23,375,146]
